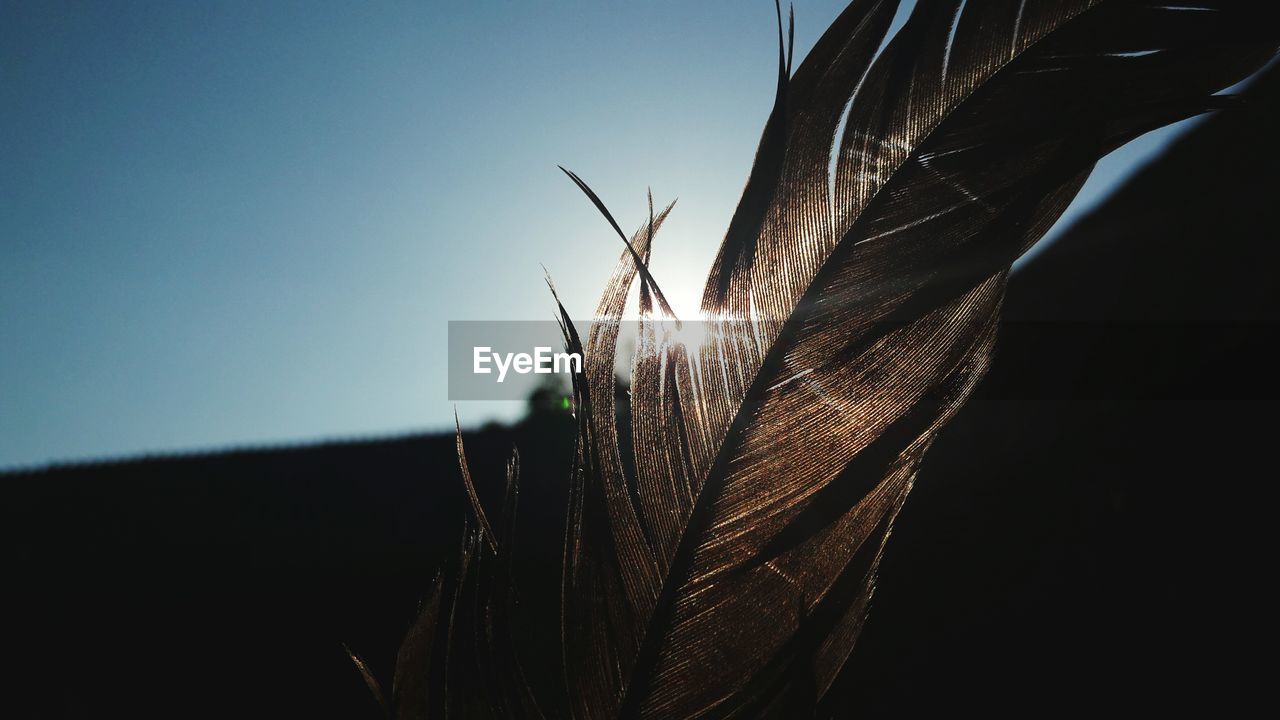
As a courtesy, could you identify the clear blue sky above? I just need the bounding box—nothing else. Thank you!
[0,0,1196,469]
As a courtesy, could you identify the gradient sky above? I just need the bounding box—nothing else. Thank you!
[1,0,1202,469]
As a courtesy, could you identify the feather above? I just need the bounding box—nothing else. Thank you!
[392,1,1279,717]
[344,643,389,717]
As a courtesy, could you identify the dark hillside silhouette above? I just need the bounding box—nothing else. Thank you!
[835,64,1280,716]
[6,66,1278,718]
[5,395,576,718]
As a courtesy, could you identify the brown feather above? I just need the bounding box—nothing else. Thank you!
[392,2,1280,717]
